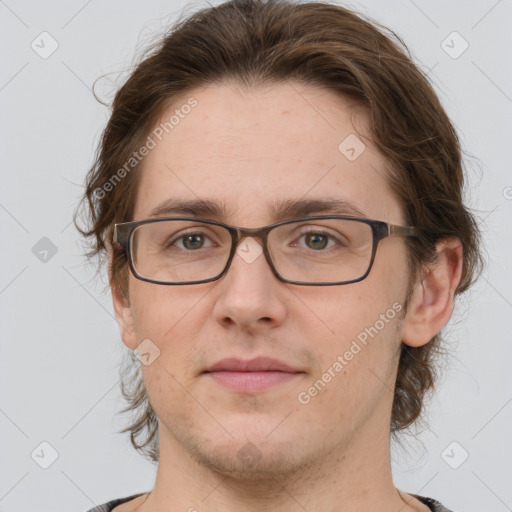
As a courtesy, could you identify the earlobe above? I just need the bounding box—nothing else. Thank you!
[401,238,463,348]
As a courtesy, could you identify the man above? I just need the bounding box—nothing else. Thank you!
[76,0,481,510]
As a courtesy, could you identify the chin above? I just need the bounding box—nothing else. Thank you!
[190,441,316,481]
[183,424,321,481]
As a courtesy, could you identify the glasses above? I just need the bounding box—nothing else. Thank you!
[113,216,418,286]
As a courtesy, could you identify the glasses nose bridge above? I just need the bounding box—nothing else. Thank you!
[232,225,271,246]
[227,225,275,277]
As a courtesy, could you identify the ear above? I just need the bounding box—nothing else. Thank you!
[107,241,138,350]
[401,237,463,348]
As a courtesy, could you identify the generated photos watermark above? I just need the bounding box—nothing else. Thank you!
[298,301,403,404]
[93,97,198,200]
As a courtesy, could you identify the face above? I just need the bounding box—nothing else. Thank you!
[114,81,413,478]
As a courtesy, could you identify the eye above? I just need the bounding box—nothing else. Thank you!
[302,232,330,250]
[168,231,216,250]
[294,229,346,251]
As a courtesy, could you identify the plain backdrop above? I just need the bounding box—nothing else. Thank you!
[0,1,511,511]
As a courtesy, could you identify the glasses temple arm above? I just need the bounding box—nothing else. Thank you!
[388,224,418,237]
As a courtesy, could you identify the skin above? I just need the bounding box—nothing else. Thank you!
[110,81,463,512]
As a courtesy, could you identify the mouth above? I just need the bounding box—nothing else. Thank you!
[203,357,305,393]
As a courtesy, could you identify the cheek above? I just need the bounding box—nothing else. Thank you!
[296,301,403,429]
[295,252,407,390]
[132,286,204,422]
[129,279,204,339]
[128,280,209,381]
[333,247,409,343]
[293,280,404,351]
[140,357,200,436]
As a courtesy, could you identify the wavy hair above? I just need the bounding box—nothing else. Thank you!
[74,0,483,462]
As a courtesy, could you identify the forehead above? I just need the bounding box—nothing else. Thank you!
[134,81,404,225]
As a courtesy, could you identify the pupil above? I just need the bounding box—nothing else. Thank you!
[183,234,204,249]
[306,233,327,250]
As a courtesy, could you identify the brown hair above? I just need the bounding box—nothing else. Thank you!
[75,0,483,463]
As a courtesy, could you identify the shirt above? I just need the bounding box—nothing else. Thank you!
[85,492,455,511]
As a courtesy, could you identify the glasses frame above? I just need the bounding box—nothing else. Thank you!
[113,215,418,286]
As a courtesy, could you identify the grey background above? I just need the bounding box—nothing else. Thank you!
[0,0,511,511]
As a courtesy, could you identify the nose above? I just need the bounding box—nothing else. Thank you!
[212,236,287,332]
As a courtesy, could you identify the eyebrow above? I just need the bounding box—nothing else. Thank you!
[149,197,367,221]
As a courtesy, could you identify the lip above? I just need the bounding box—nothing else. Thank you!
[204,357,301,373]
[203,357,304,393]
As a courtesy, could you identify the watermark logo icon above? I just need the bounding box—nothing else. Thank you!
[31,441,59,469]
[441,441,469,469]
[31,32,59,59]
[338,134,366,161]
[237,442,262,467]
[441,31,469,59]
[236,237,263,263]
[134,338,161,366]
[32,237,58,263]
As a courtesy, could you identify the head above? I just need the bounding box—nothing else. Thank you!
[75,0,482,466]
